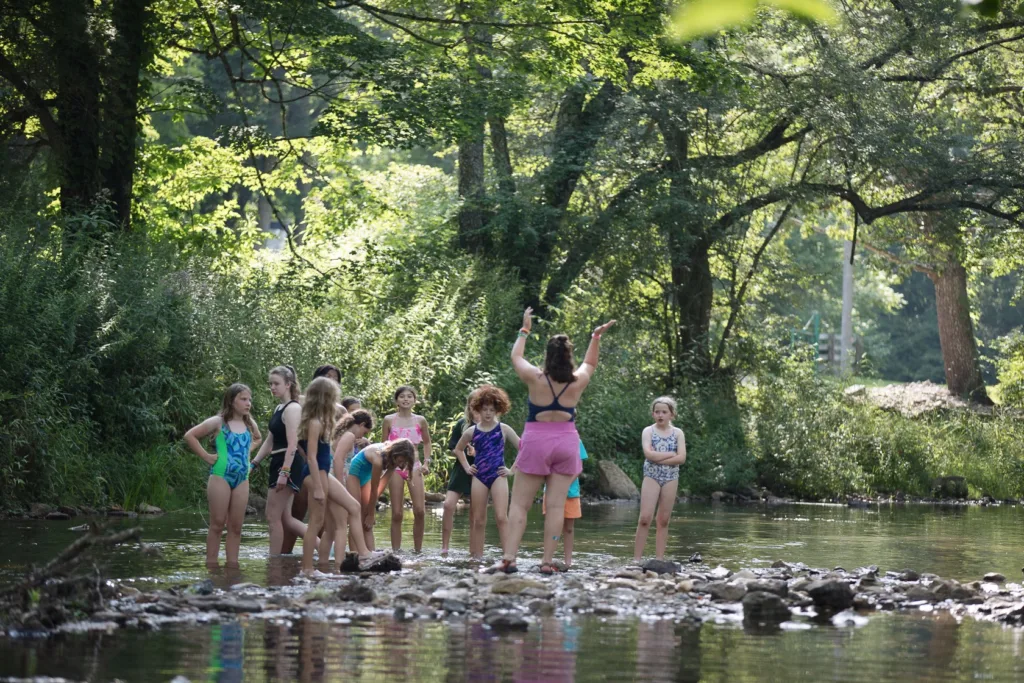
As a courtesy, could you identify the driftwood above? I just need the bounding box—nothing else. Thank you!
[0,524,142,630]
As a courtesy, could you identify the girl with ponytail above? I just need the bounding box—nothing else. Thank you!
[251,365,309,555]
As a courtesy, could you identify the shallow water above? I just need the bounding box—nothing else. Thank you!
[2,501,1024,681]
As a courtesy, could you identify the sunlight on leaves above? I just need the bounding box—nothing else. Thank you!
[672,0,837,40]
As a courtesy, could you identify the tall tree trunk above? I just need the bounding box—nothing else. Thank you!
[929,259,992,404]
[668,232,714,378]
[51,0,102,218]
[100,0,152,230]
[457,131,487,252]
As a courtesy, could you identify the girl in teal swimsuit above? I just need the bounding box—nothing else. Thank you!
[184,384,262,568]
[345,440,416,552]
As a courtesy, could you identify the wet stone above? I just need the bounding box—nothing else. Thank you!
[898,570,920,582]
[709,566,732,580]
[490,579,547,595]
[484,610,529,631]
[983,573,1006,583]
[747,579,788,597]
[642,559,681,575]
[188,580,215,596]
[441,599,467,613]
[394,590,427,604]
[336,583,376,604]
[806,580,855,611]
[742,591,791,625]
[707,581,747,602]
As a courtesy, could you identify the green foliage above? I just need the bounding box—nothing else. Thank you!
[748,354,1024,499]
[994,331,1024,408]
[672,0,837,39]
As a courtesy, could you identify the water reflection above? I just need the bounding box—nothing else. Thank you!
[5,613,1024,681]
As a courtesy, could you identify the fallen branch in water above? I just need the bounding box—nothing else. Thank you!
[0,524,142,631]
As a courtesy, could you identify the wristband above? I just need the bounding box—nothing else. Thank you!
[519,327,530,336]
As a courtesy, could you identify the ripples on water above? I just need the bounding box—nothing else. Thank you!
[4,613,1024,681]
[2,502,1024,681]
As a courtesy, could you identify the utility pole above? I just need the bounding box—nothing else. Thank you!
[840,239,854,375]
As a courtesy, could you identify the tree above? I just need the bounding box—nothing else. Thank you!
[0,0,157,229]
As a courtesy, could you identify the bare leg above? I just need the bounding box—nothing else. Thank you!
[490,477,510,550]
[319,509,336,570]
[408,468,426,553]
[206,476,231,567]
[539,474,573,565]
[562,518,575,567]
[265,486,295,555]
[348,475,375,551]
[283,488,308,554]
[388,475,405,551]
[634,477,660,561]
[502,472,544,564]
[441,490,461,554]
[329,475,370,557]
[469,478,489,560]
[302,472,329,573]
[654,479,679,560]
[224,480,249,568]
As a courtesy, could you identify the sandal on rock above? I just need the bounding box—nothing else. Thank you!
[539,563,557,575]
[482,559,518,575]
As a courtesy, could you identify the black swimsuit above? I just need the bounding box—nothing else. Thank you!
[267,401,307,491]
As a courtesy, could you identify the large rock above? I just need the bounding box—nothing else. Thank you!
[747,579,788,597]
[743,591,791,625]
[932,476,968,499]
[642,559,682,575]
[707,581,748,602]
[807,580,854,611]
[595,461,639,499]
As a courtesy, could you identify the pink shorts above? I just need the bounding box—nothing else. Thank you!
[516,422,582,477]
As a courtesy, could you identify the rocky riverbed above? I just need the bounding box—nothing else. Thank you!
[14,555,1024,637]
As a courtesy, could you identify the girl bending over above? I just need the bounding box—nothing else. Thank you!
[346,440,416,551]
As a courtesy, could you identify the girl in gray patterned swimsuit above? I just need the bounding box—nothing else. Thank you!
[634,396,687,561]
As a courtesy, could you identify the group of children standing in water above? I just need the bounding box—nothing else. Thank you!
[184,310,686,575]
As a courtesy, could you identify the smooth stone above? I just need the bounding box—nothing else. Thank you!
[441,599,467,613]
[806,580,855,611]
[188,579,215,596]
[747,579,788,597]
[394,590,427,604]
[742,591,791,624]
[483,610,529,630]
[709,566,732,580]
[642,559,682,575]
[707,581,748,602]
[898,570,920,582]
[984,573,1007,583]
[490,579,547,595]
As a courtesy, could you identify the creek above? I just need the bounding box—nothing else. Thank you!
[2,501,1023,681]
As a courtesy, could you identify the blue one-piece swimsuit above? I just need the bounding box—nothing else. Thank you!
[472,424,506,489]
[211,427,251,489]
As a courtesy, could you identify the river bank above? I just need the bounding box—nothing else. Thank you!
[9,554,1024,638]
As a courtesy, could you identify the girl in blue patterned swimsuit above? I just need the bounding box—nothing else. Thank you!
[633,396,687,562]
[184,384,261,568]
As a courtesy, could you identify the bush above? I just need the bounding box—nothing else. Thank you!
[747,356,1024,499]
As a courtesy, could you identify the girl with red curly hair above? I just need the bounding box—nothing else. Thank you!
[450,384,521,560]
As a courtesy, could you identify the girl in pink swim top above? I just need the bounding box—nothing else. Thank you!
[381,385,432,552]
[487,307,615,576]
